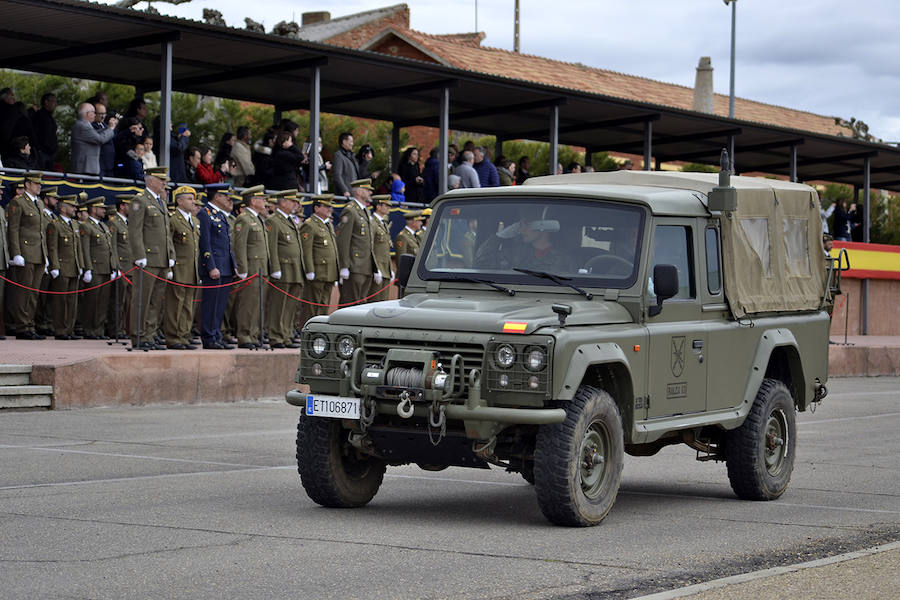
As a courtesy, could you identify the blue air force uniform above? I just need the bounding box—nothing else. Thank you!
[197,184,238,348]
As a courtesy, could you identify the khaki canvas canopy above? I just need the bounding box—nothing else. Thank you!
[529,171,826,318]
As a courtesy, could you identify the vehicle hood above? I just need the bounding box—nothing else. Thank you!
[326,295,633,334]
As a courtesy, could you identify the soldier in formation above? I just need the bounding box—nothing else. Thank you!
[300,194,339,323]
[47,192,85,339]
[266,190,304,348]
[232,185,270,349]
[79,196,119,338]
[6,172,49,339]
[163,186,202,349]
[197,183,238,349]
[336,178,377,305]
[369,194,394,302]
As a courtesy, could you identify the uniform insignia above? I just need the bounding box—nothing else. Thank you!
[302,232,309,240]
[235,223,243,231]
[342,215,349,223]
[323,239,328,245]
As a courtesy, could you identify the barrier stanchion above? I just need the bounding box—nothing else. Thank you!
[107,272,126,346]
[257,273,269,351]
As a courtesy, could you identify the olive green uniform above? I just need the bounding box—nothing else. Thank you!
[106,212,132,337]
[0,205,9,335]
[266,210,304,345]
[393,226,420,257]
[129,188,175,344]
[35,207,57,332]
[369,213,393,302]
[6,192,48,334]
[47,216,84,336]
[79,217,118,337]
[163,209,200,346]
[336,201,376,305]
[232,208,269,345]
[300,215,339,322]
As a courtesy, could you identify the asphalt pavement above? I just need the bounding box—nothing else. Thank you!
[0,377,897,599]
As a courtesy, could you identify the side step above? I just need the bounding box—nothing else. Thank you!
[0,364,32,386]
[0,365,52,409]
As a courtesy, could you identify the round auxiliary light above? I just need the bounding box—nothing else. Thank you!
[309,334,328,358]
[498,374,510,387]
[312,363,323,376]
[524,346,547,372]
[336,335,356,359]
[495,344,516,369]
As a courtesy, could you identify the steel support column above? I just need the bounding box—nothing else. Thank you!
[438,87,450,195]
[273,108,282,127]
[494,137,503,164]
[789,145,798,182]
[643,120,652,171]
[584,149,593,170]
[391,126,400,177]
[862,157,871,335]
[549,104,559,175]
[308,66,321,194]
[159,41,173,171]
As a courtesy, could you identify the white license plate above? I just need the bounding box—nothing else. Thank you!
[305,394,360,419]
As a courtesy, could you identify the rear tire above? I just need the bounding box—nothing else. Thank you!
[296,415,386,508]
[726,378,796,500]
[534,386,624,526]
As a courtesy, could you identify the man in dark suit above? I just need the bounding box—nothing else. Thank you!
[197,183,238,349]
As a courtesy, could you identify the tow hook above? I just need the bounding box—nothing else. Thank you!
[812,379,828,412]
[396,390,415,418]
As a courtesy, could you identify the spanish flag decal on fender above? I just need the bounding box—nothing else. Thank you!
[502,321,528,334]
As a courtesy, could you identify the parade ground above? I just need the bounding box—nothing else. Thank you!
[1,376,897,599]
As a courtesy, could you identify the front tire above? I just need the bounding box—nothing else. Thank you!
[296,415,386,508]
[534,386,624,526]
[726,378,796,500]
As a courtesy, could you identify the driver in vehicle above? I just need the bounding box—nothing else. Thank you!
[475,206,568,272]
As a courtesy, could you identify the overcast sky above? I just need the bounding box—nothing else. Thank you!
[102,0,900,143]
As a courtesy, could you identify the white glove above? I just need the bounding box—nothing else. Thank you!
[333,281,339,287]
[271,270,282,280]
[238,272,248,280]
[339,268,350,280]
[44,265,48,274]
[374,272,383,285]
[50,269,59,279]
[45,257,49,268]
[78,268,83,276]
[166,271,173,280]
[168,259,175,268]
[111,271,118,281]
[391,269,395,280]
[11,255,25,267]
[135,258,147,268]
[83,270,93,283]
[306,272,315,281]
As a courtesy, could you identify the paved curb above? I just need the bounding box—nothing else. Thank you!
[627,540,900,600]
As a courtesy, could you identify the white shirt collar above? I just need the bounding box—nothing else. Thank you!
[354,198,368,211]
[277,208,292,220]
[405,226,416,234]
[25,191,38,202]
[315,214,331,225]
[61,215,71,224]
[148,189,160,201]
[89,216,101,225]
[178,208,192,221]
[117,211,128,223]
[245,207,259,218]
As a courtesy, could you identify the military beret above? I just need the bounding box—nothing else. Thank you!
[350,178,374,191]
[22,171,43,184]
[240,184,266,198]
[144,166,170,181]
[371,194,392,206]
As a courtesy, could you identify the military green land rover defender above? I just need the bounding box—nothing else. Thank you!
[287,166,836,527]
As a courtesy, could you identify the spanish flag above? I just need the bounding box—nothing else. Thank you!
[502,321,528,334]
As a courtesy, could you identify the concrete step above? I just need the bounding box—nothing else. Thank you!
[0,385,53,409]
[0,365,33,386]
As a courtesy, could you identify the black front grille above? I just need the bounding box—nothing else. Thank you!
[362,338,485,371]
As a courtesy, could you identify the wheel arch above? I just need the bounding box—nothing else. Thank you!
[744,328,807,412]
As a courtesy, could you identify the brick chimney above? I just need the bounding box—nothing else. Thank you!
[302,11,331,26]
[693,57,714,114]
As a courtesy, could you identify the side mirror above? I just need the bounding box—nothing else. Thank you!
[397,254,416,288]
[649,264,678,317]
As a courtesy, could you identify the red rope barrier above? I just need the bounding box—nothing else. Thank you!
[0,266,139,294]
[262,276,396,307]
[140,269,258,289]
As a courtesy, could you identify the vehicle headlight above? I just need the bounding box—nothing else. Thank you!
[309,334,328,358]
[336,335,356,359]
[524,346,546,372]
[495,344,516,369]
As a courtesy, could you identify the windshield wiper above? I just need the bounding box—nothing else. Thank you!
[512,268,594,300]
[431,275,516,296]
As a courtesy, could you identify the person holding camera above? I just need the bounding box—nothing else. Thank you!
[70,103,118,176]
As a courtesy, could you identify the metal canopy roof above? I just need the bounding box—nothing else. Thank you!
[3,0,899,191]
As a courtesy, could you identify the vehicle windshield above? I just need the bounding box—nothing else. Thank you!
[419,197,645,289]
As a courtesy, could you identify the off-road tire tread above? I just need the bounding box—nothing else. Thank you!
[534,386,624,526]
[725,378,796,500]
[296,415,385,508]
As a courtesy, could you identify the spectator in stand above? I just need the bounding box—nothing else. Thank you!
[302,136,331,193]
[185,146,201,184]
[390,175,406,205]
[70,103,117,175]
[398,146,424,203]
[355,144,380,182]
[121,138,145,181]
[556,163,564,174]
[122,97,148,130]
[850,203,864,243]
[269,131,304,190]
[455,141,474,169]
[820,198,835,235]
[4,136,35,170]
[453,151,480,189]
[423,147,441,203]
[620,159,634,170]
[567,162,583,174]
[231,126,254,186]
[30,93,57,170]
[141,135,158,170]
[332,131,358,197]
[447,173,461,190]
[498,159,516,186]
[214,132,235,169]
[252,129,276,187]
[0,88,20,156]
[832,198,856,242]
[114,117,145,170]
[472,146,499,188]
[195,145,223,185]
[516,156,531,185]
[93,104,116,177]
